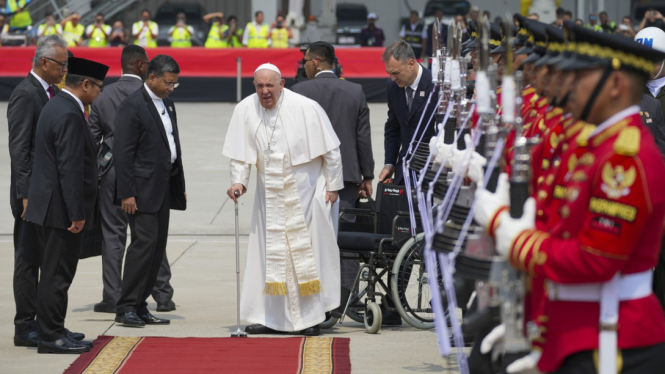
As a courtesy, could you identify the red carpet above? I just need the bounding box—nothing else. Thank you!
[64,335,351,374]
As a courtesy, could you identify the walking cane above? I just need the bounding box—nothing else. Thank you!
[231,190,247,337]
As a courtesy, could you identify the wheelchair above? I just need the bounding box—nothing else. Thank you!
[322,182,441,334]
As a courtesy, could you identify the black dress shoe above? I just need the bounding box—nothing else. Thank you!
[244,324,285,335]
[300,325,321,336]
[138,312,170,325]
[156,300,176,312]
[67,336,93,349]
[38,338,90,354]
[65,329,85,341]
[115,312,146,327]
[94,301,117,314]
[14,331,40,347]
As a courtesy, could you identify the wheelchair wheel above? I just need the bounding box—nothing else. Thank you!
[319,313,339,329]
[391,233,437,329]
[364,301,382,334]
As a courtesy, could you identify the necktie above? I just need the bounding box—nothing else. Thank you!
[406,86,414,111]
[84,111,88,122]
[47,86,55,99]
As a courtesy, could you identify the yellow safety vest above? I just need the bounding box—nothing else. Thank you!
[171,26,192,47]
[63,21,84,47]
[38,24,61,38]
[247,23,268,48]
[133,20,157,48]
[205,22,225,48]
[229,27,243,47]
[8,0,32,28]
[0,24,8,46]
[88,24,110,47]
[270,28,289,48]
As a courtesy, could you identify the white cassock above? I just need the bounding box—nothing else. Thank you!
[222,88,344,331]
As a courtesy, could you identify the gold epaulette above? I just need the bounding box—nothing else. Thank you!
[576,124,597,147]
[614,126,640,156]
[523,87,535,96]
[546,107,563,121]
[536,97,548,109]
[530,94,539,104]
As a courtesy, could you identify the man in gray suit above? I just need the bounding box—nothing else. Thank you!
[88,46,176,313]
[291,41,374,318]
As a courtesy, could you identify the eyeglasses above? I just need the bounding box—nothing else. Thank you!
[161,79,179,88]
[44,57,67,71]
[88,79,104,92]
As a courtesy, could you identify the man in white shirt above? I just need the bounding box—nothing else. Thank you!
[113,55,187,327]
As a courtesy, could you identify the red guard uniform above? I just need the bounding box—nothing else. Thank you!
[507,108,665,372]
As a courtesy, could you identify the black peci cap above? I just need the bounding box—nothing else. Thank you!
[557,24,665,78]
[67,57,109,81]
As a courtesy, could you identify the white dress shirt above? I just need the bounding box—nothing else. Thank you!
[61,88,85,114]
[145,83,177,164]
[405,64,423,104]
[315,70,335,77]
[30,70,51,97]
[647,76,665,98]
[122,73,142,81]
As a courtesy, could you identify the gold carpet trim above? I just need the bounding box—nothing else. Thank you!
[299,337,334,374]
[82,336,142,374]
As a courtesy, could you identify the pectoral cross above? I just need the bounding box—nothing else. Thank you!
[264,146,274,164]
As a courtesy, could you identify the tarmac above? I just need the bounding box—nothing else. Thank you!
[0,102,462,373]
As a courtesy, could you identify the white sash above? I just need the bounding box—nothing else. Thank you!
[263,151,322,297]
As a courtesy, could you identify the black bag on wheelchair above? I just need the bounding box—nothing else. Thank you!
[375,183,422,246]
[339,196,376,233]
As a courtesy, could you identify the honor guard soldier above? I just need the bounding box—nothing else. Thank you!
[478,24,665,373]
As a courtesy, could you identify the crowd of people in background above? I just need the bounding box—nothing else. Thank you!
[1,2,665,50]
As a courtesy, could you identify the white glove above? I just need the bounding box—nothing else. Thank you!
[506,350,542,373]
[494,198,537,257]
[462,133,487,184]
[473,173,510,229]
[480,323,505,355]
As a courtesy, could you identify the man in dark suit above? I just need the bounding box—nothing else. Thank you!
[379,40,438,185]
[88,46,177,314]
[291,42,374,210]
[113,55,187,327]
[291,41,374,319]
[25,57,109,354]
[6,34,68,348]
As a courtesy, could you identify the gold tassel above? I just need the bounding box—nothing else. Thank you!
[299,280,322,296]
[263,282,288,295]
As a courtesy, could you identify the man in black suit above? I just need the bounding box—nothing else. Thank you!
[25,57,109,354]
[114,55,187,327]
[291,42,374,210]
[291,41,374,319]
[378,40,438,185]
[88,46,177,314]
[6,34,68,348]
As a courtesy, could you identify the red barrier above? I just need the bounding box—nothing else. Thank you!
[0,47,387,78]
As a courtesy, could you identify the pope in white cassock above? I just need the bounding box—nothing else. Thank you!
[223,63,344,336]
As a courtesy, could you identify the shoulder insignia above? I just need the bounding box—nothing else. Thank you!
[545,107,562,120]
[523,87,535,96]
[537,97,548,109]
[613,126,640,156]
[568,154,578,172]
[538,119,546,131]
[531,94,539,104]
[549,132,560,149]
[592,119,630,147]
[601,162,636,199]
[579,153,595,166]
[576,124,596,147]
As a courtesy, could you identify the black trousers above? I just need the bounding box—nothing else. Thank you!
[552,342,665,374]
[116,189,170,315]
[98,167,173,305]
[11,205,42,335]
[36,225,82,341]
[339,182,361,290]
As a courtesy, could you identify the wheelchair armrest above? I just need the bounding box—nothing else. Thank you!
[396,210,420,218]
[340,208,374,215]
